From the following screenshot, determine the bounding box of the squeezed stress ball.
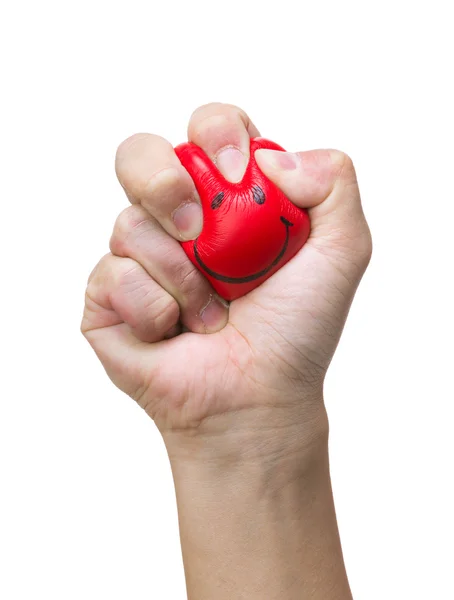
[175,138,311,301]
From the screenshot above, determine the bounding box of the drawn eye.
[252,185,265,205]
[211,192,225,209]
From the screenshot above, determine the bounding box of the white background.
[1,1,453,598]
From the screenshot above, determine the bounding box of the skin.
[81,102,372,599]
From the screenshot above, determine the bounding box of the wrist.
[164,402,351,600]
[163,399,329,486]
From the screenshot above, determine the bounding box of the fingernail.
[216,147,247,183]
[199,294,229,332]
[255,149,300,171]
[172,201,203,240]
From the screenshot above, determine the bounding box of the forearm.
[165,407,352,600]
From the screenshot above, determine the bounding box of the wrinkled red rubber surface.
[175,138,310,301]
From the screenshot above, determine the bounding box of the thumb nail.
[200,294,229,333]
[255,149,300,171]
[216,147,247,183]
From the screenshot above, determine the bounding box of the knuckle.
[190,102,224,119]
[115,133,151,165]
[110,206,149,255]
[153,295,180,331]
[223,103,251,126]
[115,134,172,197]
[191,112,231,138]
[190,103,245,133]
[117,259,142,289]
[191,102,246,123]
[330,150,371,267]
[175,262,206,300]
[339,150,354,169]
[142,166,195,217]
[332,150,358,186]
[189,104,252,153]
[83,254,116,334]
[109,231,125,257]
[145,166,183,199]
[112,207,134,241]
[102,255,128,292]
[88,253,113,284]
[115,263,179,331]
[138,289,179,332]
[86,260,101,285]
[137,166,189,210]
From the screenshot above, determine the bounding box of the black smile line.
[193,216,294,284]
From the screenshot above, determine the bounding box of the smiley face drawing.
[175,138,311,301]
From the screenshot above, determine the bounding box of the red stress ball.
[175,138,311,302]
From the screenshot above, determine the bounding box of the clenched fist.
[81,102,371,456]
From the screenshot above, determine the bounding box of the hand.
[82,102,371,451]
[81,103,371,599]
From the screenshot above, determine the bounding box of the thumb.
[254,148,372,270]
[238,148,372,375]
